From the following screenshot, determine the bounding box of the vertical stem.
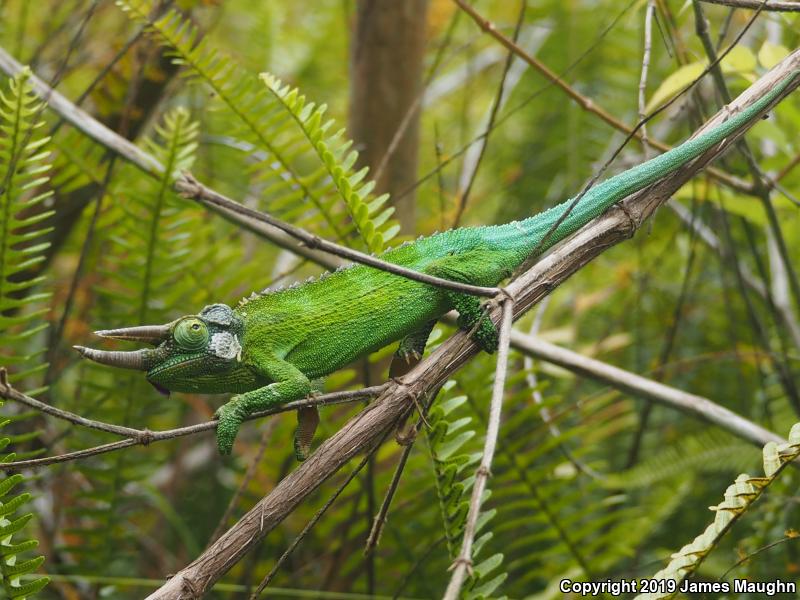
[442,297,514,600]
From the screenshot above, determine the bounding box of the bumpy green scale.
[75,71,799,456]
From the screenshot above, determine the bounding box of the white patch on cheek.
[209,332,242,360]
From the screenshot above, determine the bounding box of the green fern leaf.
[635,423,800,599]
[260,73,399,252]
[61,107,201,577]
[116,0,399,251]
[0,67,51,600]
[427,382,507,597]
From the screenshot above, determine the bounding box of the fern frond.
[260,73,399,253]
[427,382,507,599]
[60,107,201,577]
[116,0,399,252]
[0,442,48,598]
[453,358,655,591]
[634,423,800,599]
[0,69,52,598]
[0,68,53,381]
[603,430,757,489]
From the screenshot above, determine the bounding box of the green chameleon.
[76,71,798,457]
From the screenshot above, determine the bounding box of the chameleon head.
[74,304,246,395]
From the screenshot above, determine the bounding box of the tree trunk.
[349,0,429,233]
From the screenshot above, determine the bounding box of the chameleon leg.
[390,320,436,378]
[425,255,506,354]
[215,357,311,455]
[447,292,498,353]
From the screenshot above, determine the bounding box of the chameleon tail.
[486,69,799,263]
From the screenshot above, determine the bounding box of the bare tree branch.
[451,0,755,194]
[508,332,786,448]
[701,0,800,11]
[443,297,513,599]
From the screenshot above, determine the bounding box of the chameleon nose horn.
[73,346,151,371]
[93,324,171,345]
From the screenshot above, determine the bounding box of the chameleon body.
[76,71,799,456]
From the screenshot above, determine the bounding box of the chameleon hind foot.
[390,320,436,378]
[447,292,498,353]
[424,257,500,353]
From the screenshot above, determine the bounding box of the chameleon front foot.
[215,397,248,455]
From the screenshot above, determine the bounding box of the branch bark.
[507,331,785,447]
[700,0,800,11]
[144,55,800,598]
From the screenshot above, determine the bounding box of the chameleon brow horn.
[93,324,172,344]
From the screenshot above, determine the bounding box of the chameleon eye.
[174,318,209,351]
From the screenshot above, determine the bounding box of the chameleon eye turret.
[174,318,209,351]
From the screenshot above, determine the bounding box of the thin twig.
[701,0,800,10]
[522,300,602,479]
[638,0,657,160]
[452,0,526,226]
[450,0,754,194]
[668,200,800,348]
[363,439,415,555]
[0,375,143,438]
[442,296,513,600]
[364,401,434,555]
[175,173,500,298]
[627,186,702,467]
[45,156,115,382]
[0,383,387,470]
[208,420,278,546]
[395,0,643,205]
[249,446,379,599]
[718,535,800,580]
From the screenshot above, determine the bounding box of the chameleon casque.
[76,71,799,457]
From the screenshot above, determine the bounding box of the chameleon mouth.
[148,380,171,397]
